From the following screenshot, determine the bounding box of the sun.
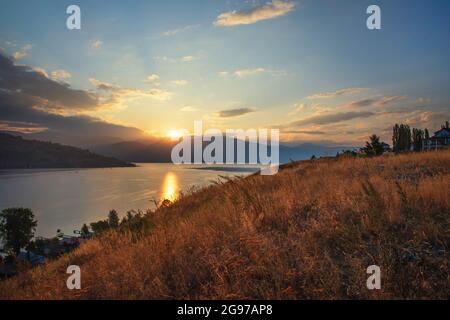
[166,129,183,141]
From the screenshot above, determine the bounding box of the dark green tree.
[108,210,120,228]
[80,223,90,237]
[364,134,384,156]
[402,124,411,152]
[392,124,400,152]
[412,128,424,152]
[393,123,411,152]
[90,220,110,234]
[0,208,37,255]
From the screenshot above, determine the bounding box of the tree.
[364,134,384,156]
[392,123,411,152]
[108,210,120,228]
[0,208,37,255]
[80,224,90,237]
[392,124,400,152]
[442,121,449,129]
[337,150,357,158]
[412,128,424,152]
[90,220,110,234]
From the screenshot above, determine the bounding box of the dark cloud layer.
[347,99,378,108]
[0,54,98,110]
[0,53,144,146]
[283,130,326,135]
[217,107,254,118]
[289,111,375,127]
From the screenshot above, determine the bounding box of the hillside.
[0,133,135,168]
[0,150,449,299]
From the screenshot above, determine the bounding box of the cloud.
[0,53,98,111]
[161,24,200,37]
[289,111,375,127]
[292,103,308,113]
[416,97,432,104]
[306,87,369,99]
[155,55,199,63]
[181,55,196,62]
[171,80,188,86]
[377,95,407,106]
[11,51,27,61]
[180,106,197,112]
[345,95,408,108]
[283,130,326,135]
[0,87,144,145]
[347,98,378,108]
[51,69,72,81]
[0,120,47,134]
[217,107,255,118]
[145,74,160,82]
[32,67,49,78]
[89,78,172,103]
[214,0,295,27]
[10,44,33,61]
[288,102,322,115]
[234,67,266,77]
[0,53,148,145]
[89,78,117,91]
[220,67,284,78]
[89,40,103,50]
[404,110,450,130]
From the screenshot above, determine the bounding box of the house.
[59,235,82,246]
[381,142,391,152]
[426,127,450,149]
[17,251,46,266]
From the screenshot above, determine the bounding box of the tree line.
[340,120,449,157]
[0,207,154,266]
[393,121,448,152]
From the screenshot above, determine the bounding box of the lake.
[0,164,260,237]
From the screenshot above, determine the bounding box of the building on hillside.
[381,143,391,153]
[426,128,450,150]
[17,251,46,266]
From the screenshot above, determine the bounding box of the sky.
[0,0,449,146]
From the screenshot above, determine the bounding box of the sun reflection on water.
[161,172,179,202]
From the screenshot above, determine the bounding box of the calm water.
[0,164,259,237]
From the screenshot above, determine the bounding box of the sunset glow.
[166,130,183,141]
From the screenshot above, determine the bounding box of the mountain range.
[1,131,355,167]
[0,133,134,169]
[91,138,354,164]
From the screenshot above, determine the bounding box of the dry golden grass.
[1,150,449,299]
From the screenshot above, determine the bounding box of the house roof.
[433,127,450,137]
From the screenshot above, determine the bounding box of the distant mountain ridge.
[0,133,134,169]
[91,138,355,164]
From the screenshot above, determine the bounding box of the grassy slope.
[0,150,449,299]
